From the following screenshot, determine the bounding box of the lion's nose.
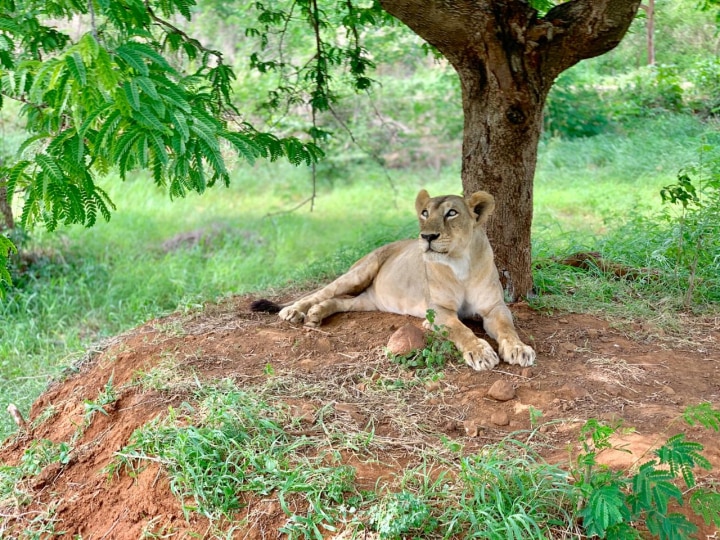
[421,233,439,243]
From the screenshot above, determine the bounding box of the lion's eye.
[446,209,458,218]
[421,209,428,219]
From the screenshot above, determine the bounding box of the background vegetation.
[1,0,719,441]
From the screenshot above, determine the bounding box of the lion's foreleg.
[429,307,500,371]
[481,304,535,367]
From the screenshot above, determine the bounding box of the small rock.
[291,403,317,425]
[463,420,479,437]
[587,328,600,340]
[558,318,569,324]
[559,342,577,355]
[490,411,510,426]
[487,379,516,401]
[561,382,589,399]
[425,380,441,392]
[315,337,333,353]
[386,324,425,356]
[662,385,676,395]
[520,367,534,379]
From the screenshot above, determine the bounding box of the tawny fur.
[251,189,535,371]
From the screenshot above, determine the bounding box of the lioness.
[251,189,535,371]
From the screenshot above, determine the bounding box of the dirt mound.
[1,297,719,538]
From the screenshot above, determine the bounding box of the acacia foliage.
[0,0,327,236]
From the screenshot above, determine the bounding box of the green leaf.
[116,43,149,76]
[0,234,17,298]
[689,489,720,526]
[646,511,697,540]
[96,47,120,90]
[65,52,87,85]
[123,80,141,110]
[683,403,720,432]
[579,483,630,537]
[35,154,64,183]
[655,433,710,489]
[135,76,160,100]
[219,130,261,165]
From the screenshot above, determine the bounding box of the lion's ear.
[415,189,430,215]
[467,191,495,225]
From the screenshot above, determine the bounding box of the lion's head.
[414,189,495,258]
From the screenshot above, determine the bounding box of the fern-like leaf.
[579,483,630,538]
[683,403,720,432]
[115,43,149,76]
[645,510,697,540]
[689,489,720,527]
[655,433,710,489]
[65,52,87,85]
[0,234,17,297]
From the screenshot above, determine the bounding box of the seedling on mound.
[388,309,462,377]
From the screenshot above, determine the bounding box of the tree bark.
[379,0,642,299]
[0,185,14,233]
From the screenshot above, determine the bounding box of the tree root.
[542,251,661,281]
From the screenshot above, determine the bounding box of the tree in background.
[0,0,644,300]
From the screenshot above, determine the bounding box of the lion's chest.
[426,256,502,316]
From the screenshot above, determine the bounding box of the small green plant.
[369,491,439,538]
[389,309,461,377]
[659,139,720,306]
[574,404,720,539]
[78,375,119,438]
[528,406,543,428]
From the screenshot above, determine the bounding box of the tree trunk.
[456,68,545,300]
[0,185,14,233]
[642,0,656,65]
[379,0,642,300]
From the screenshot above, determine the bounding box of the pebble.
[490,411,510,426]
[386,324,425,356]
[487,379,516,401]
[463,420,479,437]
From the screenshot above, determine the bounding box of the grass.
[0,112,718,441]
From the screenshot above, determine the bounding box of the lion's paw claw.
[463,342,500,371]
[279,306,305,324]
[499,341,536,367]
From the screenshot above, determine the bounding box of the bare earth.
[1,295,719,538]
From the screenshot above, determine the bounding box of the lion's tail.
[250,299,284,313]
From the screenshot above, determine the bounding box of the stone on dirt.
[490,411,510,426]
[386,323,425,356]
[487,379,515,401]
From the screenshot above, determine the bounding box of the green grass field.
[0,112,718,440]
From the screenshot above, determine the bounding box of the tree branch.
[143,0,223,61]
[540,0,642,76]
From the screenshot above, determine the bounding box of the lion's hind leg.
[305,293,378,327]
[279,252,381,326]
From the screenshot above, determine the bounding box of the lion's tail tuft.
[250,299,282,313]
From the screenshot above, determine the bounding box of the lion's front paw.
[463,340,500,371]
[499,340,536,367]
[305,305,325,327]
[279,305,305,324]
